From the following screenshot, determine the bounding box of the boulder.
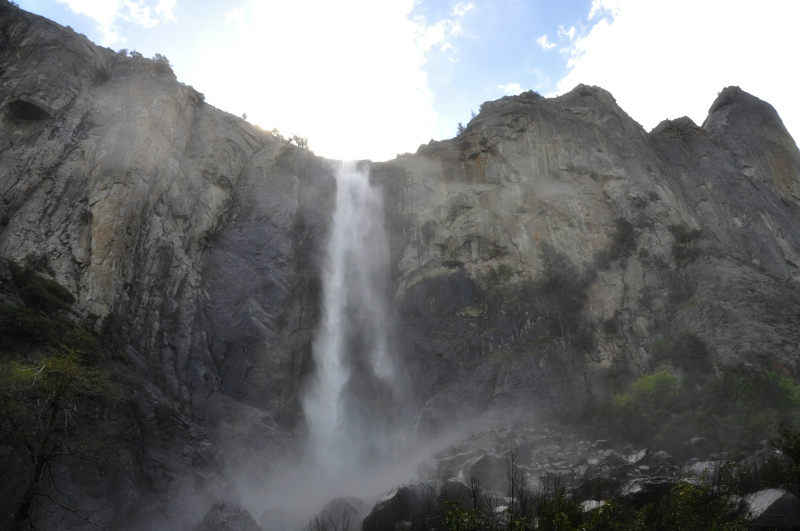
[620,477,674,508]
[362,483,438,531]
[192,502,262,531]
[463,453,508,493]
[745,489,800,531]
[315,498,371,530]
[683,460,718,480]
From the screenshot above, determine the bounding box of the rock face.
[1,2,800,528]
[744,489,800,531]
[374,84,800,434]
[192,502,263,531]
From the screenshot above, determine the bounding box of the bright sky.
[15,0,800,162]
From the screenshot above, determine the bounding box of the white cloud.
[551,0,800,143]
[415,18,463,51]
[203,0,439,161]
[536,34,556,50]
[55,0,176,45]
[588,0,620,20]
[558,25,576,40]
[453,2,475,17]
[498,83,523,95]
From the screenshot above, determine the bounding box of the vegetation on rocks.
[0,253,118,529]
[571,368,800,458]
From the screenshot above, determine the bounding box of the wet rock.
[581,500,606,513]
[362,484,437,531]
[683,460,718,479]
[192,502,262,531]
[620,477,674,508]
[463,453,508,493]
[315,498,371,530]
[745,489,800,531]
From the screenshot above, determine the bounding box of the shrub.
[531,243,592,337]
[649,191,660,201]
[62,326,101,357]
[8,255,74,313]
[669,224,703,266]
[609,218,636,260]
[0,302,66,345]
[638,481,747,531]
[653,332,713,375]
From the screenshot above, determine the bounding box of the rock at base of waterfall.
[744,489,800,531]
[315,498,371,530]
[192,502,262,531]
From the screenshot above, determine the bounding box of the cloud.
[498,83,523,95]
[453,2,475,17]
[415,18,463,51]
[550,0,800,143]
[558,25,576,40]
[588,0,620,20]
[54,0,176,45]
[536,34,556,50]
[206,0,439,161]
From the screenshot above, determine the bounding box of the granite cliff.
[0,2,799,529]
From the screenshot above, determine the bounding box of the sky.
[14,0,800,162]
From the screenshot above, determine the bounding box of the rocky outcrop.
[0,2,333,528]
[373,84,800,434]
[192,502,263,531]
[1,1,800,528]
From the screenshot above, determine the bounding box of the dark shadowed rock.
[192,502,262,531]
[362,483,441,531]
[745,489,800,531]
[620,477,674,508]
[316,498,371,530]
[463,453,507,493]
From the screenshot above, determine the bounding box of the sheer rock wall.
[1,3,799,528]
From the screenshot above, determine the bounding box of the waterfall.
[302,160,395,471]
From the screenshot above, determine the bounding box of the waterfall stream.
[302,160,396,471]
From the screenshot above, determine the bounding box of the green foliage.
[0,302,67,345]
[536,489,583,531]
[442,504,485,531]
[652,332,712,374]
[637,482,746,531]
[0,349,115,529]
[572,367,800,458]
[21,252,54,275]
[2,253,105,359]
[457,122,466,136]
[773,424,800,495]
[526,244,594,340]
[648,191,660,202]
[62,326,101,357]
[290,134,309,149]
[609,218,637,260]
[8,256,73,314]
[152,53,173,73]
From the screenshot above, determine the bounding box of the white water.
[302,160,395,472]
